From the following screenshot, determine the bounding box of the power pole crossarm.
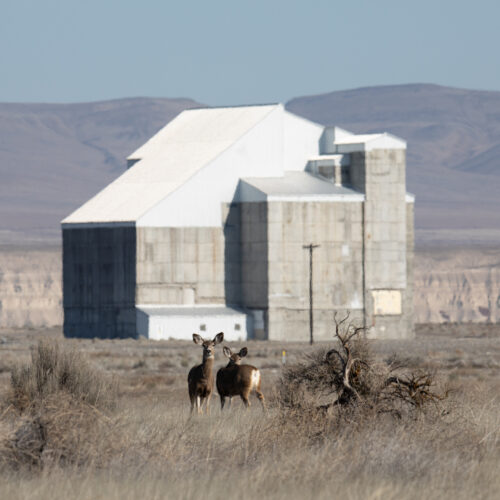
[303,244,320,345]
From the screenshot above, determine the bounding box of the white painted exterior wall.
[137,110,331,227]
[136,307,248,341]
[283,111,324,171]
[137,106,286,227]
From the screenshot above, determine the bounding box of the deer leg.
[255,380,266,411]
[189,394,196,415]
[256,390,266,411]
[205,394,211,416]
[220,395,226,411]
[196,396,202,415]
[240,392,250,408]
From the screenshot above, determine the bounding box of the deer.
[187,332,224,415]
[216,346,266,411]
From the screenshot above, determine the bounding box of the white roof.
[136,305,247,317]
[334,132,406,152]
[239,171,365,202]
[63,104,278,224]
[307,154,350,165]
[335,133,383,144]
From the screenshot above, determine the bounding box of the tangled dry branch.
[279,313,449,421]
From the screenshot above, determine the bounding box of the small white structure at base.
[136,306,248,341]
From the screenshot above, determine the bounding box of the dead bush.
[278,314,449,430]
[1,341,118,470]
[9,340,117,412]
[2,393,116,470]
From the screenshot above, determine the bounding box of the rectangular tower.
[350,146,414,338]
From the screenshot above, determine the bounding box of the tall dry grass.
[1,341,117,469]
[9,340,117,411]
[1,390,499,499]
[0,338,499,499]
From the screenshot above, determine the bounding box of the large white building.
[62,104,414,341]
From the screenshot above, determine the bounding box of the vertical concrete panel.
[241,202,268,312]
[63,226,137,338]
[136,223,234,307]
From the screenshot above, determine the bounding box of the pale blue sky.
[1,0,499,105]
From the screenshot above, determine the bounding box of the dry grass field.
[0,324,499,499]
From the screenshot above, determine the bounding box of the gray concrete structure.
[62,105,414,340]
[63,226,136,338]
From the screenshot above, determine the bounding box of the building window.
[234,323,241,331]
[200,324,206,331]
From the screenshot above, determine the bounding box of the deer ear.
[213,332,224,345]
[223,346,232,358]
[193,334,203,345]
[239,347,248,358]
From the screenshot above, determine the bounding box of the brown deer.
[216,346,265,411]
[187,332,224,415]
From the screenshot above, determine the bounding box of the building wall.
[136,203,242,307]
[283,111,324,171]
[240,202,269,325]
[136,107,325,229]
[62,226,136,338]
[239,200,365,341]
[351,149,413,338]
[136,107,285,228]
[405,201,415,336]
[136,227,225,306]
[136,309,248,341]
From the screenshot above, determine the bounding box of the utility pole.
[303,243,320,345]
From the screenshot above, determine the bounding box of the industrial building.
[62,104,414,341]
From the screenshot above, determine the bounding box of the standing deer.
[188,332,224,415]
[216,346,266,411]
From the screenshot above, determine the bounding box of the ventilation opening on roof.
[306,155,350,186]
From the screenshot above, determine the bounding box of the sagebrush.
[278,314,449,430]
[1,341,117,469]
[10,340,117,411]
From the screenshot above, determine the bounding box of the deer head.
[223,346,248,365]
[193,332,224,361]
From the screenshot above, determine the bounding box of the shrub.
[10,340,117,412]
[278,314,449,431]
[1,340,118,469]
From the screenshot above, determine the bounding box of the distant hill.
[287,84,500,237]
[2,84,500,244]
[0,97,202,242]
